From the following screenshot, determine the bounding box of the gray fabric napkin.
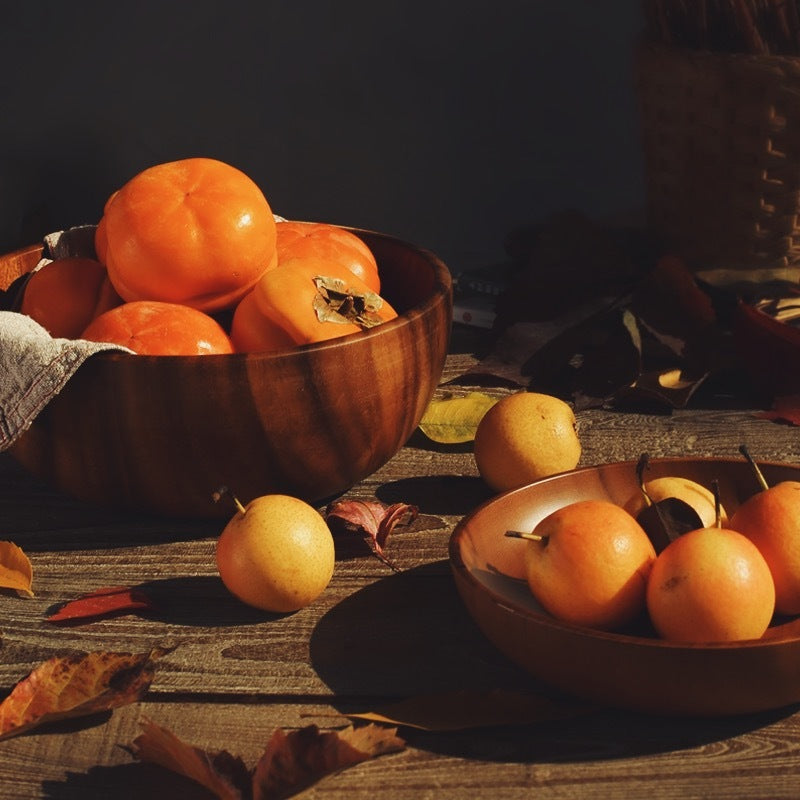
[0,311,129,450]
[0,226,130,451]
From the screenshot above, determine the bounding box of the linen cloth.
[0,227,130,450]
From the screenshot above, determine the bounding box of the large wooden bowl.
[1,229,452,518]
[450,458,800,717]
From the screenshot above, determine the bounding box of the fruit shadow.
[309,560,799,764]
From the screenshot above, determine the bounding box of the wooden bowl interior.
[450,458,800,716]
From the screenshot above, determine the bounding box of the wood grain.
[2,328,800,798]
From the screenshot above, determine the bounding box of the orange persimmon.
[252,257,397,346]
[276,220,380,293]
[101,158,277,312]
[81,300,234,355]
[20,257,122,339]
[230,290,296,353]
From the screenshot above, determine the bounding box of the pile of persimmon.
[512,452,800,645]
[19,157,396,356]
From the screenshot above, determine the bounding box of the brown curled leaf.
[0,541,33,597]
[0,647,169,741]
[252,724,405,800]
[47,585,157,624]
[324,499,418,569]
[129,718,250,800]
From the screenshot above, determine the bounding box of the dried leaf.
[346,689,593,731]
[252,724,405,800]
[522,305,642,409]
[0,541,33,597]
[130,718,250,800]
[756,394,800,426]
[325,499,418,569]
[418,392,497,443]
[636,498,704,554]
[47,585,157,623]
[0,648,168,741]
[130,721,404,800]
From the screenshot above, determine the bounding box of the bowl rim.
[3,226,453,365]
[449,455,800,653]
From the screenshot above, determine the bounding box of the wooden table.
[2,324,800,799]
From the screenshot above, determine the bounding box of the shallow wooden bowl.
[2,229,452,518]
[450,457,800,717]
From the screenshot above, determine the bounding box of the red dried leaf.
[756,394,800,426]
[324,499,418,568]
[130,718,250,800]
[47,585,156,623]
[0,541,33,597]
[0,647,168,741]
[252,724,405,800]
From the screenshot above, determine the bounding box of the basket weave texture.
[636,42,800,271]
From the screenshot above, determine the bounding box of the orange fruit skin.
[524,499,656,631]
[20,257,122,339]
[81,300,234,355]
[730,482,800,615]
[216,494,335,613]
[230,290,296,353]
[276,220,380,293]
[102,158,277,312]
[252,256,397,346]
[646,526,776,643]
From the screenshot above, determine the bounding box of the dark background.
[0,1,645,277]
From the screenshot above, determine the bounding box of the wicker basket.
[636,42,800,273]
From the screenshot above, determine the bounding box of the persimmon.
[81,300,234,355]
[102,157,277,312]
[252,256,397,346]
[20,257,122,339]
[646,525,775,643]
[94,215,109,264]
[276,220,380,293]
[230,290,296,353]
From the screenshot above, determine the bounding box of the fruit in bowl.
[1,159,452,517]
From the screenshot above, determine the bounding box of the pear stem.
[739,444,770,492]
[711,479,723,528]
[212,485,247,515]
[505,530,545,542]
[636,452,654,507]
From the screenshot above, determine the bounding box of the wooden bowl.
[2,229,452,518]
[449,457,800,717]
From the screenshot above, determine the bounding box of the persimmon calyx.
[312,275,385,329]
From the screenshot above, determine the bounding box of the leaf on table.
[521,306,642,409]
[325,499,418,569]
[129,718,250,800]
[346,688,594,731]
[755,394,800,426]
[0,647,169,741]
[46,584,157,623]
[624,367,709,409]
[0,541,33,597]
[129,721,404,800]
[253,723,405,799]
[418,392,497,443]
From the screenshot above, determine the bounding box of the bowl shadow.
[309,560,799,763]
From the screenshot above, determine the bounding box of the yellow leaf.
[418,392,498,443]
[0,541,33,597]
